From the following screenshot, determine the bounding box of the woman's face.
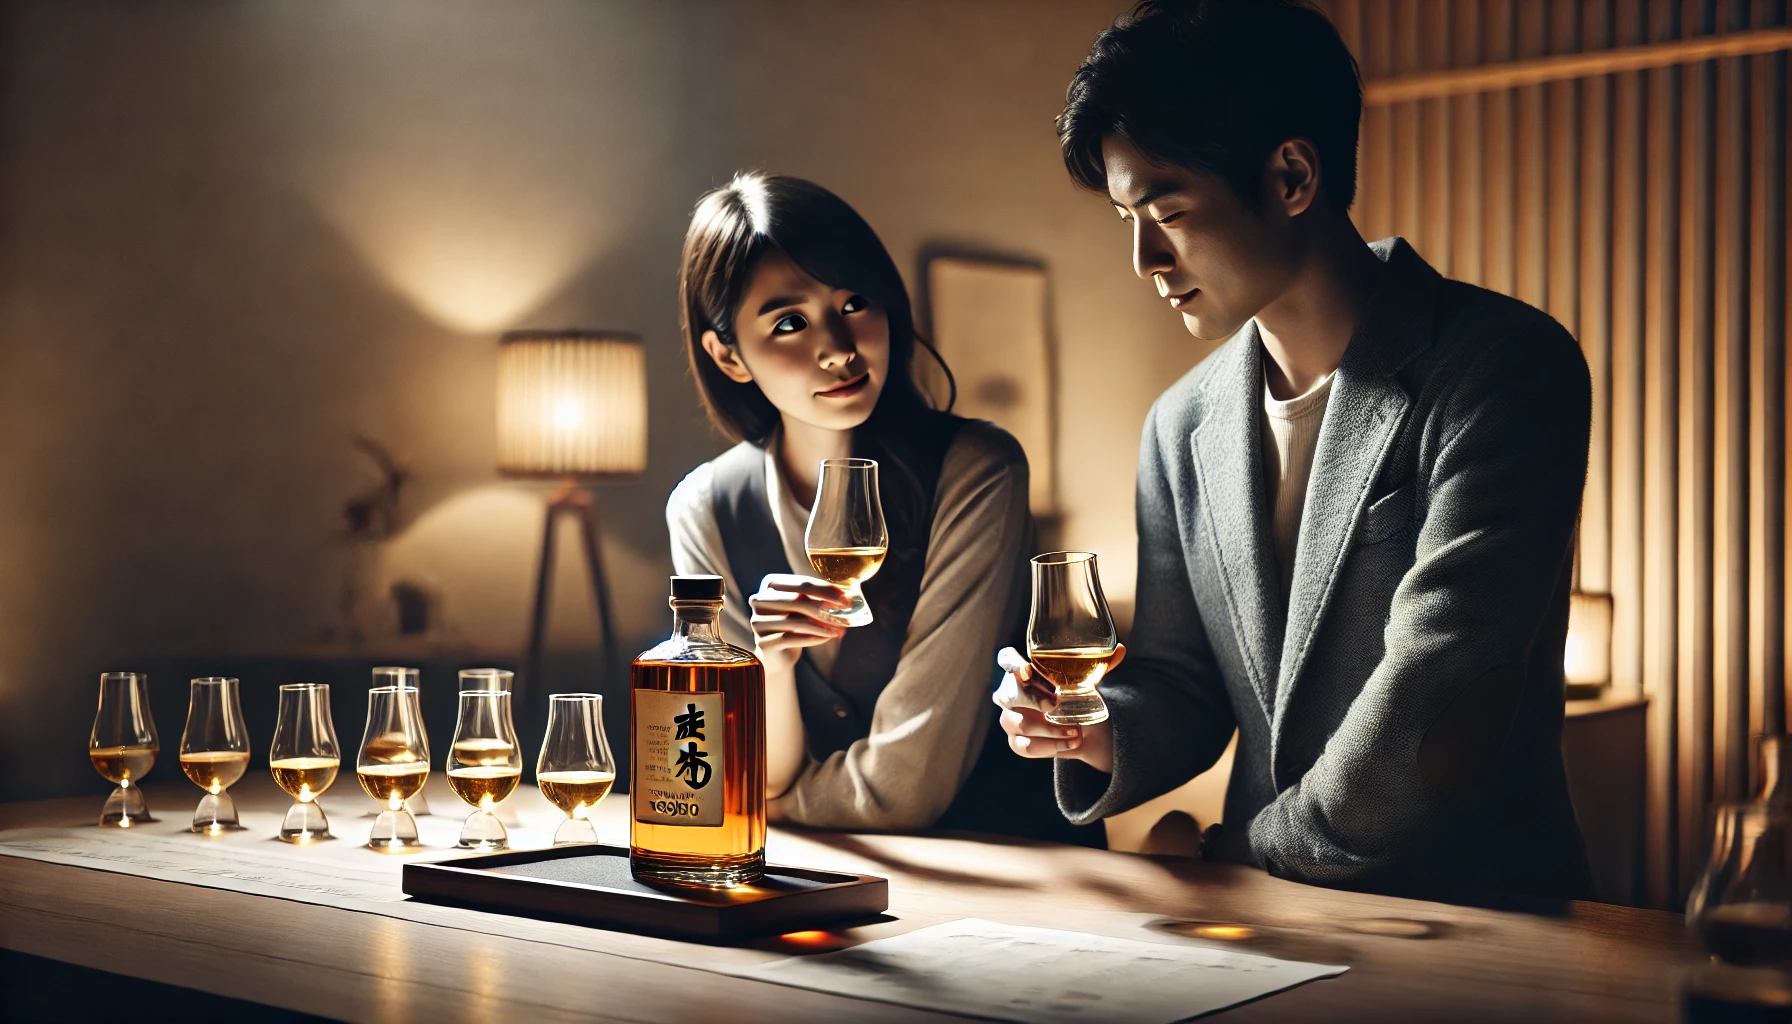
[702,248,890,434]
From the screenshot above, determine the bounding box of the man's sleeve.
[1238,331,1590,885]
[1055,399,1238,823]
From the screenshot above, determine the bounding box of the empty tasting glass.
[460,668,513,692]
[448,688,522,850]
[804,458,888,627]
[179,677,251,834]
[357,684,431,852]
[1028,552,1120,726]
[371,667,430,816]
[536,693,616,845]
[89,672,159,827]
[269,683,340,843]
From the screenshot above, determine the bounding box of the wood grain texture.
[0,782,1690,1023]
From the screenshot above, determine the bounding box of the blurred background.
[1,0,1787,911]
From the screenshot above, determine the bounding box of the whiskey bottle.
[630,575,766,887]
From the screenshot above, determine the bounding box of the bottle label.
[633,690,725,827]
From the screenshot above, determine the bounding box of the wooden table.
[0,777,1689,1023]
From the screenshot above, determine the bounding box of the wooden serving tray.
[401,844,888,942]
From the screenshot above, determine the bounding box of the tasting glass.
[1684,803,1792,1019]
[536,693,616,845]
[460,668,513,692]
[269,683,340,843]
[1027,552,1119,726]
[370,667,429,816]
[448,688,523,850]
[179,677,251,834]
[89,672,159,827]
[804,458,888,627]
[357,685,431,851]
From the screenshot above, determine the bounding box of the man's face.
[1101,135,1297,343]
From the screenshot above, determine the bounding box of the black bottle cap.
[670,575,725,601]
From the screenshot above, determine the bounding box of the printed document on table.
[743,917,1347,1023]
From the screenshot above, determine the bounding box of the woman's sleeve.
[769,422,1030,830]
[665,463,754,650]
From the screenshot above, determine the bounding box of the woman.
[666,171,1098,845]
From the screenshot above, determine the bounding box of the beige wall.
[0,0,1207,800]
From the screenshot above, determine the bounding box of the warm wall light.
[497,330,647,708]
[496,330,647,476]
[1564,592,1614,700]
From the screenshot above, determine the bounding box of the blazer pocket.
[1361,481,1415,545]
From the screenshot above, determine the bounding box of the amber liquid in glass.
[447,766,521,807]
[630,596,766,888]
[806,546,887,587]
[91,745,158,783]
[270,757,339,798]
[181,750,250,792]
[538,771,616,815]
[357,763,430,803]
[1028,646,1117,699]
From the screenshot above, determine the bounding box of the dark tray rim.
[400,843,890,941]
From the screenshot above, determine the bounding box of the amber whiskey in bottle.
[630,575,766,887]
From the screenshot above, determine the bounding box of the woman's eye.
[773,313,808,334]
[841,295,869,315]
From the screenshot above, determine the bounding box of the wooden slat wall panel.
[1582,0,1615,600]
[1714,0,1750,805]
[1676,0,1717,889]
[1344,0,1791,908]
[1613,1,1649,716]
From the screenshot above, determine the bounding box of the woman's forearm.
[762,650,808,798]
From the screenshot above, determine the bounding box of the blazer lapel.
[1189,324,1283,724]
[1272,239,1438,739]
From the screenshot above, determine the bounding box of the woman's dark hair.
[679,171,950,445]
[1058,0,1363,213]
[677,172,958,559]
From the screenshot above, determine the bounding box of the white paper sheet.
[743,918,1347,1024]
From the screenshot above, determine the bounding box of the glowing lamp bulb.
[553,398,583,431]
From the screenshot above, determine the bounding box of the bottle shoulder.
[634,634,760,667]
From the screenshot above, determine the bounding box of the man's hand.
[748,574,851,669]
[993,646,1120,773]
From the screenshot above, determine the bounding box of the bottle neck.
[670,601,724,643]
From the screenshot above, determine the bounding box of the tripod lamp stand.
[495,329,647,702]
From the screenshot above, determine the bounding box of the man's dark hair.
[1059,0,1363,212]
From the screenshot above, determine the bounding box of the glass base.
[404,791,432,816]
[190,790,247,835]
[278,799,334,843]
[368,808,424,852]
[821,588,874,628]
[630,847,765,889]
[457,808,509,851]
[1045,691,1110,726]
[99,784,156,827]
[553,818,599,846]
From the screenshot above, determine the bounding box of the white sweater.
[1260,369,1335,604]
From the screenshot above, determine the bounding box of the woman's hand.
[993,645,1122,773]
[748,574,852,667]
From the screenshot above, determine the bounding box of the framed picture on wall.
[923,256,1056,516]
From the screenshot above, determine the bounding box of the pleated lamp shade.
[1563,591,1613,690]
[496,330,647,477]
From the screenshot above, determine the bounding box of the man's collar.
[1345,237,1442,381]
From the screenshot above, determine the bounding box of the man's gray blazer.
[1059,238,1596,904]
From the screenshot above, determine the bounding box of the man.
[998,0,1594,903]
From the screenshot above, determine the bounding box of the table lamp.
[496,329,647,701]
[1563,591,1613,701]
